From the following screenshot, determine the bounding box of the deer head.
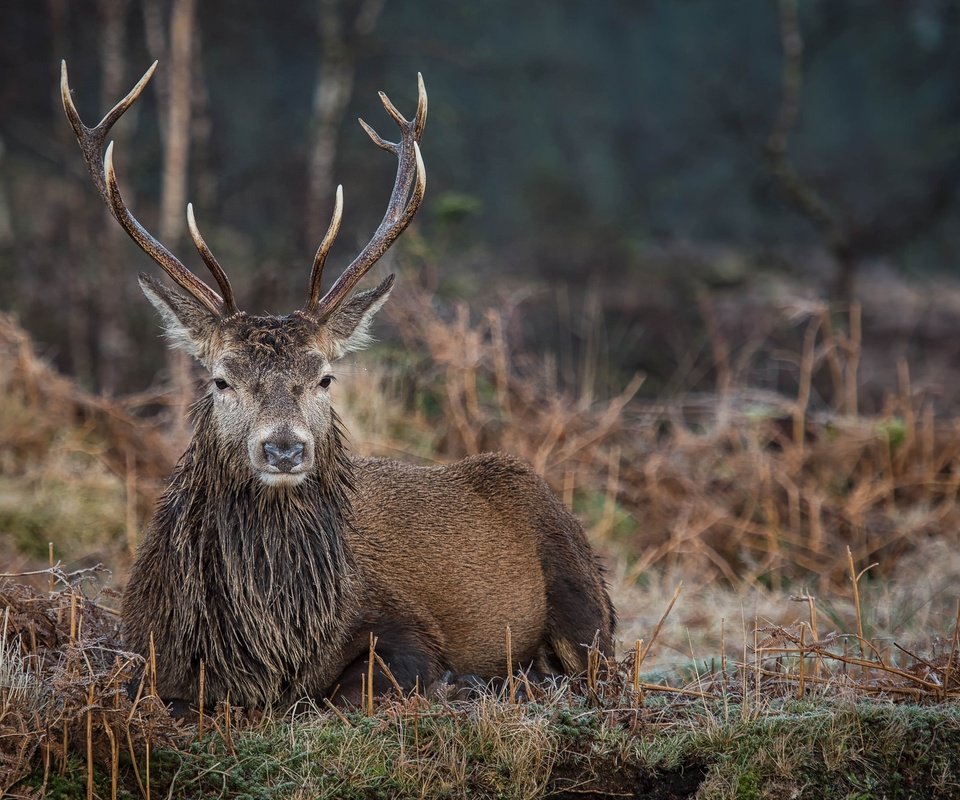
[61,61,426,486]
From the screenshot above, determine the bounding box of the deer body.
[63,63,614,709]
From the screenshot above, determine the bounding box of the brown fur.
[63,63,614,708]
[121,294,615,708]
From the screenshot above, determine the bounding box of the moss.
[16,700,960,799]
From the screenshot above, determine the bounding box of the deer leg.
[327,626,442,707]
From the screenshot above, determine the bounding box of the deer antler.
[61,60,238,317]
[304,74,427,321]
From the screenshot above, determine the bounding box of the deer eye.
[214,378,231,391]
[318,375,334,390]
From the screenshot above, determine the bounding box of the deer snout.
[263,439,306,471]
[250,425,314,485]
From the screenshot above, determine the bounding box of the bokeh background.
[3,0,960,657]
[4,1,960,396]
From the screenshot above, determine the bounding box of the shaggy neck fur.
[131,395,358,707]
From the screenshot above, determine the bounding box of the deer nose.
[262,440,306,471]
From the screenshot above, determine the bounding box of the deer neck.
[159,397,358,624]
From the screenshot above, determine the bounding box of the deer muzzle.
[251,426,313,485]
[263,440,305,471]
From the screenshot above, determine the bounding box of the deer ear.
[323,274,394,360]
[139,273,219,362]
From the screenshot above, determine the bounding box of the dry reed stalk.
[847,547,866,659]
[145,735,151,800]
[367,633,377,716]
[505,625,515,703]
[720,619,726,675]
[69,593,77,644]
[148,631,157,699]
[519,669,535,703]
[125,663,147,799]
[632,639,642,696]
[323,697,352,727]
[637,583,682,671]
[48,543,54,595]
[753,618,760,708]
[745,665,929,699]
[61,591,79,776]
[223,691,235,754]
[86,682,94,800]
[586,638,600,705]
[943,601,960,701]
[103,718,118,800]
[372,651,404,697]
[28,623,38,672]
[758,645,943,691]
[806,595,821,677]
[125,725,146,800]
[797,624,805,699]
[637,681,712,700]
[197,659,205,739]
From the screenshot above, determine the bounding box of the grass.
[11,675,960,798]
[3,562,960,798]
[4,281,960,797]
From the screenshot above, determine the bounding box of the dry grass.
[1,562,959,798]
[4,285,960,795]
[0,572,178,796]
[0,313,174,577]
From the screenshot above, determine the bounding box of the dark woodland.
[2,0,959,403]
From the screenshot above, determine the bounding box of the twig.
[86,683,95,800]
[367,633,377,716]
[197,659,205,740]
[506,625,515,703]
[323,697,352,727]
[637,583,682,668]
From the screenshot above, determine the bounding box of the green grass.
[17,696,960,799]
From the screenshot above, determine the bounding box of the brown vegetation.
[384,285,960,592]
[3,284,960,795]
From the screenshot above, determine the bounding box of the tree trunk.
[304,0,385,255]
[49,0,93,385]
[157,0,197,445]
[96,0,131,394]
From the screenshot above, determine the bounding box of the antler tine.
[187,204,239,315]
[102,144,224,315]
[414,73,428,141]
[62,60,228,318]
[61,60,157,197]
[378,91,408,129]
[358,118,395,153]
[305,77,428,320]
[305,185,344,313]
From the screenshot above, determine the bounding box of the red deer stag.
[61,61,614,708]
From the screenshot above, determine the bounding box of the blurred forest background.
[1,0,958,402]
